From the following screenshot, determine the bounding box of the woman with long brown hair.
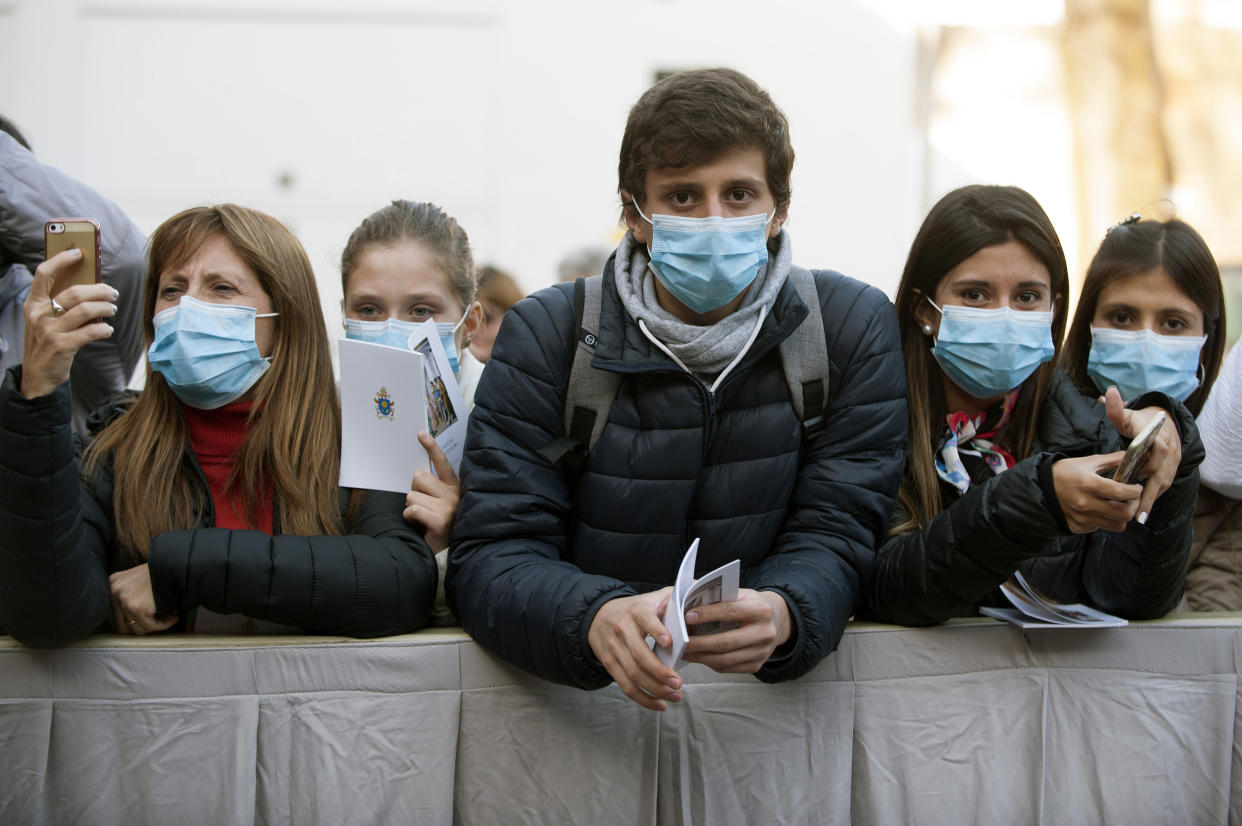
[0,204,436,643]
[862,185,1202,625]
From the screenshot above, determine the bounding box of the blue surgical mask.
[633,201,774,314]
[929,299,1056,399]
[436,308,471,377]
[148,295,278,409]
[344,317,422,350]
[344,308,470,376]
[1087,326,1205,402]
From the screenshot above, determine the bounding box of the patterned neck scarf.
[935,389,1020,493]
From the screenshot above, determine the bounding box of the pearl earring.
[922,324,933,335]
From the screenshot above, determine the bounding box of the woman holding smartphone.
[861,185,1203,626]
[1060,216,1239,610]
[0,204,436,643]
[338,200,483,623]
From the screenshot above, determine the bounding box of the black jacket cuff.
[1036,452,1071,533]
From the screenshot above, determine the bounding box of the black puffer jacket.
[862,370,1203,625]
[446,260,907,689]
[0,368,437,645]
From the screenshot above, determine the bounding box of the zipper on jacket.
[700,382,719,465]
[681,378,718,554]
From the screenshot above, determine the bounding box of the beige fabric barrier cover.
[1,616,1239,825]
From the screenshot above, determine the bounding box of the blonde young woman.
[0,204,436,643]
[338,200,483,623]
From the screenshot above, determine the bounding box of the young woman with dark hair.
[0,204,437,643]
[862,185,1203,626]
[1061,216,1238,610]
[1061,217,1225,416]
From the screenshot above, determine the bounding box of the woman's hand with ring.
[109,564,179,636]
[20,248,119,399]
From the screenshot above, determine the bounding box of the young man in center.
[447,68,907,710]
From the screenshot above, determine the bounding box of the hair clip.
[1105,212,1141,235]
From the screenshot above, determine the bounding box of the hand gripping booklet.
[980,571,1128,629]
[655,538,741,668]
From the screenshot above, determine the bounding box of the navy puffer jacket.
[0,368,437,645]
[863,370,1203,625]
[447,259,907,689]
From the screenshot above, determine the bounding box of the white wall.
[0,0,924,324]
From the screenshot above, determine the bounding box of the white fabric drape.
[2,620,1240,825]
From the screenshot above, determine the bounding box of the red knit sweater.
[183,402,274,534]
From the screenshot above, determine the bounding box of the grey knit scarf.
[612,229,792,376]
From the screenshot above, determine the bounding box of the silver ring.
[50,297,67,317]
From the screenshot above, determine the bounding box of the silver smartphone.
[1113,410,1166,484]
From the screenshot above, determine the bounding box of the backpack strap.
[537,276,622,469]
[779,266,829,440]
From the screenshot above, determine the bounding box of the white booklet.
[655,538,741,668]
[404,319,468,474]
[338,338,429,493]
[980,571,1128,628]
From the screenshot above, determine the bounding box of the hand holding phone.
[20,220,114,400]
[44,218,101,297]
[1113,409,1167,485]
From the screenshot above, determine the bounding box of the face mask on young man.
[632,201,775,314]
[147,295,279,409]
[927,298,1057,400]
[343,308,469,375]
[1087,326,1206,402]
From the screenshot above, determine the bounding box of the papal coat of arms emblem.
[374,386,396,420]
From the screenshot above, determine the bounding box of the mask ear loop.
[247,310,280,363]
[628,199,657,259]
[631,199,652,226]
[922,295,943,344]
[450,304,470,332]
[453,301,479,348]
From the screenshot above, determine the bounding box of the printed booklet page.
[338,337,430,493]
[656,538,741,668]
